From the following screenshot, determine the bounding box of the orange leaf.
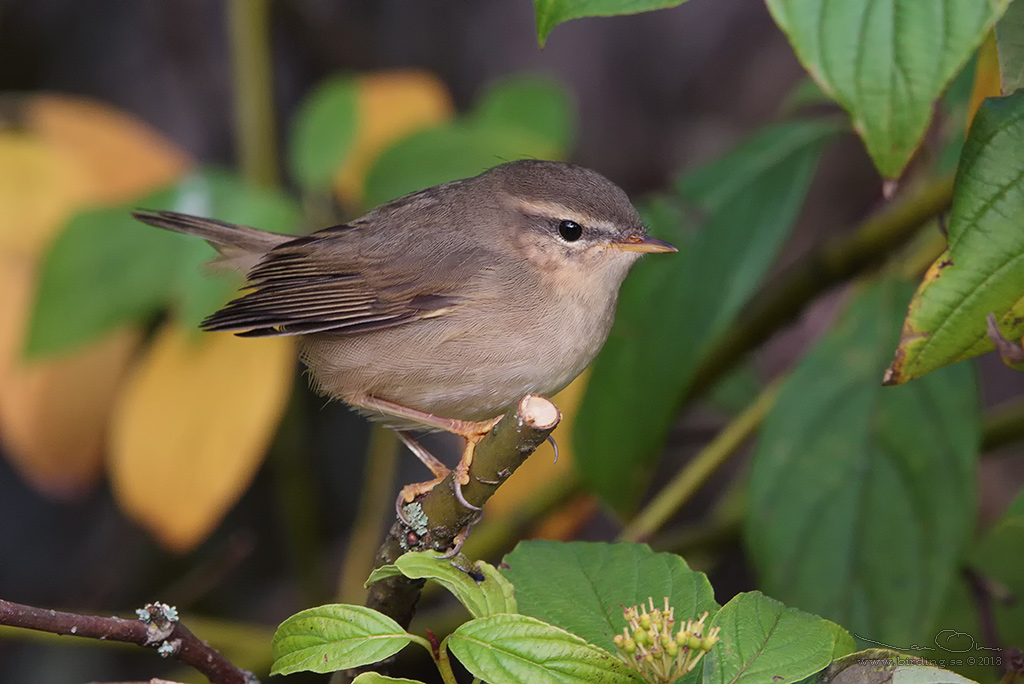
[334,69,453,206]
[27,94,191,203]
[109,326,294,552]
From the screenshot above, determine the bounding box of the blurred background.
[1,1,1021,683]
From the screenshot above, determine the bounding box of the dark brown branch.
[963,568,1021,677]
[0,600,257,684]
[366,395,561,628]
[983,397,1024,453]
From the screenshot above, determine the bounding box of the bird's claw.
[546,434,559,463]
[437,509,483,559]
[454,476,482,512]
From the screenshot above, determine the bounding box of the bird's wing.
[201,225,475,337]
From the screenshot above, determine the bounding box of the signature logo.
[855,630,1001,654]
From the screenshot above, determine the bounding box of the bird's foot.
[451,415,503,486]
[437,509,484,560]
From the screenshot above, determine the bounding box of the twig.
[0,600,256,684]
[227,0,279,187]
[686,174,954,402]
[983,397,1024,453]
[269,392,329,606]
[338,425,401,603]
[963,568,1019,677]
[619,378,782,542]
[366,395,560,628]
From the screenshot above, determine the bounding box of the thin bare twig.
[0,600,256,684]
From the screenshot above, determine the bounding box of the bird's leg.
[450,415,503,487]
[351,394,504,491]
[394,431,449,518]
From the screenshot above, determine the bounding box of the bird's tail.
[132,210,290,273]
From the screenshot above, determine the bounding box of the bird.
[133,159,676,514]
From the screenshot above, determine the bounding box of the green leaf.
[25,203,193,357]
[828,621,857,661]
[363,122,561,208]
[780,78,835,115]
[363,76,574,207]
[968,489,1024,671]
[928,488,1024,683]
[533,0,691,47]
[168,169,302,329]
[996,0,1024,94]
[973,488,1024,586]
[747,278,980,646]
[705,364,764,415]
[448,614,639,684]
[365,550,516,618]
[885,92,1024,383]
[25,169,301,356]
[501,540,717,650]
[288,75,359,193]
[703,592,841,684]
[766,0,1011,178]
[815,650,980,684]
[270,604,417,675]
[576,119,842,511]
[351,674,423,684]
[474,75,575,151]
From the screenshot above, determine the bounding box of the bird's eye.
[558,219,583,242]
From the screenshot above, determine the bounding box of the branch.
[620,377,782,542]
[686,174,954,402]
[366,395,560,627]
[339,425,401,603]
[227,0,279,187]
[983,397,1024,453]
[0,600,256,684]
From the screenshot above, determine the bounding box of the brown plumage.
[134,159,675,503]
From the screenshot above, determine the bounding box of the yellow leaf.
[334,69,453,206]
[0,258,141,498]
[0,258,27,386]
[0,95,191,499]
[28,94,191,203]
[485,372,586,515]
[967,31,1001,130]
[109,326,294,551]
[0,133,93,257]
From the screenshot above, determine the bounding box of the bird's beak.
[607,233,678,253]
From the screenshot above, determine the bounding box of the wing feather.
[201,227,467,337]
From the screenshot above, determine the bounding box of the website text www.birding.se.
[853,629,1008,669]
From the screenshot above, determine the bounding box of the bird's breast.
[298,261,621,423]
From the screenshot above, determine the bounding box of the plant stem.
[686,175,954,402]
[366,396,560,628]
[338,425,400,603]
[983,397,1024,453]
[0,600,256,684]
[227,0,279,187]
[620,377,783,543]
[436,637,459,684]
[270,389,328,605]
